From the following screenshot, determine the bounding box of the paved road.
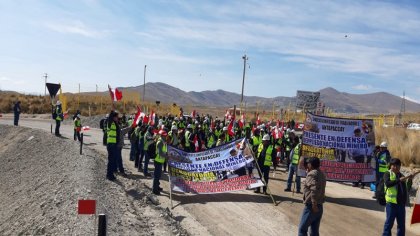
[2,117,420,236]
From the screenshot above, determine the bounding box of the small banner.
[411,186,420,225]
[168,138,264,194]
[298,113,376,183]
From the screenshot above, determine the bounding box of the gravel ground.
[0,125,187,236]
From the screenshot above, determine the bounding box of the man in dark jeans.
[299,157,326,236]
[13,101,21,126]
[382,158,418,236]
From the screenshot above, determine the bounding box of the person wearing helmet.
[143,126,155,177]
[184,124,193,152]
[54,100,64,136]
[153,129,169,195]
[106,110,120,181]
[73,113,82,142]
[254,134,277,195]
[374,141,392,196]
[284,136,302,193]
[206,127,217,149]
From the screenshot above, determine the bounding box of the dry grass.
[375,127,420,165]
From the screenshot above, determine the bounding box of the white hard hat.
[76,114,80,118]
[187,124,192,129]
[171,125,178,130]
[56,100,61,105]
[380,141,388,148]
[223,127,228,131]
[286,128,291,133]
[262,134,270,141]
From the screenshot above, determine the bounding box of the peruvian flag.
[238,114,245,128]
[225,110,231,120]
[191,110,196,118]
[412,184,420,224]
[149,111,156,126]
[256,114,261,125]
[142,114,149,124]
[108,85,122,102]
[132,106,144,128]
[193,135,200,152]
[227,120,235,137]
[272,126,280,139]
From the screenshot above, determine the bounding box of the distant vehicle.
[407,123,420,131]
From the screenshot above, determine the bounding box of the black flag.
[46,83,61,98]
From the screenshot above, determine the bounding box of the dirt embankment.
[0,125,187,235]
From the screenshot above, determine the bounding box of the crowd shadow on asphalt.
[325,196,384,212]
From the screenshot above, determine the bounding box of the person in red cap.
[153,129,169,195]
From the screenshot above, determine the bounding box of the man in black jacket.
[382,158,418,236]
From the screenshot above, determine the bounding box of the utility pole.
[240,54,248,106]
[398,91,406,125]
[143,65,147,104]
[44,73,48,96]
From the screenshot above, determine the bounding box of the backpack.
[376,177,387,206]
[147,141,157,159]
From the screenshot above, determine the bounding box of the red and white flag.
[193,135,200,152]
[238,113,245,128]
[132,106,144,128]
[412,185,420,225]
[225,110,231,120]
[149,110,156,126]
[108,85,122,101]
[227,120,235,137]
[191,110,196,118]
[142,114,149,124]
[256,114,261,125]
[82,126,90,131]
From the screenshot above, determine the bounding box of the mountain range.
[118,82,420,114]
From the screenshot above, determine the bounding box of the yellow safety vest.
[258,144,274,166]
[292,143,301,164]
[385,170,397,204]
[55,107,63,121]
[378,153,388,173]
[185,130,191,147]
[74,119,81,128]
[107,123,117,144]
[252,135,262,148]
[155,138,167,164]
[207,134,215,148]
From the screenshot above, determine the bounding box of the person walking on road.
[153,129,169,195]
[73,114,82,142]
[54,100,64,136]
[13,101,21,126]
[382,158,417,236]
[106,111,120,181]
[254,134,277,195]
[285,136,302,193]
[143,126,155,177]
[298,157,326,236]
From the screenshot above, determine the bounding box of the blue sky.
[1,0,420,103]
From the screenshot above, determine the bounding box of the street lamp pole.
[240,54,248,105]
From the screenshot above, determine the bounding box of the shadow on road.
[326,196,385,212]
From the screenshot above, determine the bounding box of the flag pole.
[246,140,277,206]
[169,173,174,209]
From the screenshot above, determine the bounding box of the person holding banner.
[254,134,277,195]
[153,129,169,195]
[285,136,302,193]
[382,158,417,236]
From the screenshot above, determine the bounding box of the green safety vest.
[258,143,274,166]
[55,107,63,121]
[107,123,117,144]
[74,119,81,128]
[144,133,153,151]
[225,134,231,143]
[155,138,167,164]
[379,153,388,173]
[292,143,301,164]
[385,170,398,204]
[252,135,262,147]
[185,130,191,147]
[207,134,215,148]
[215,129,221,138]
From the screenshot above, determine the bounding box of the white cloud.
[403,96,420,104]
[352,84,373,91]
[45,20,108,38]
